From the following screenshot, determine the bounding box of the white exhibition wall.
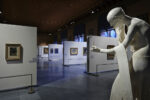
[38,46,48,58]
[48,44,63,61]
[63,41,87,65]
[88,36,118,73]
[0,23,37,91]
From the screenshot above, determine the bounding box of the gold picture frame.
[44,47,49,54]
[70,48,78,55]
[107,45,115,60]
[5,44,22,61]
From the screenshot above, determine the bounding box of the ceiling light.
[0,11,2,14]
[70,21,75,24]
[96,8,99,12]
[91,10,95,14]
[57,28,62,31]
[3,20,7,23]
[48,33,52,35]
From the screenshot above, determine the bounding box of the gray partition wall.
[87,36,118,73]
[0,24,37,91]
[48,44,63,61]
[63,41,87,65]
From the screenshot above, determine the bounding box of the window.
[74,35,84,42]
[74,24,85,42]
[100,29,116,38]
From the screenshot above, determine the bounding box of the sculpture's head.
[107,7,125,27]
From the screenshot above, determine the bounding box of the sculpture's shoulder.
[132,18,150,27]
[126,18,139,32]
[131,18,142,26]
[130,18,150,33]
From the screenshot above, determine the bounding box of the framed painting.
[50,48,53,54]
[5,44,22,61]
[83,47,87,56]
[107,45,115,60]
[70,48,78,55]
[55,48,59,54]
[44,47,49,54]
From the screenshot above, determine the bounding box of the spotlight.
[3,20,7,23]
[91,10,95,14]
[70,21,75,24]
[57,28,62,31]
[48,33,52,35]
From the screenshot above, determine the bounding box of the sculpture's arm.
[122,23,137,48]
[100,48,115,53]
[91,46,115,54]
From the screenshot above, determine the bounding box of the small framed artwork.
[70,48,78,55]
[5,44,22,61]
[107,45,115,60]
[50,48,53,54]
[44,48,49,54]
[83,47,87,56]
[55,48,59,54]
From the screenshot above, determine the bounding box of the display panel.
[70,48,78,55]
[5,44,22,61]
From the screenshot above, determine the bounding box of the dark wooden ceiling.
[0,0,108,33]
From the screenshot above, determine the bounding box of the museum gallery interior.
[0,0,150,100]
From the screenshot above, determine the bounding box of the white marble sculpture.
[91,7,150,100]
